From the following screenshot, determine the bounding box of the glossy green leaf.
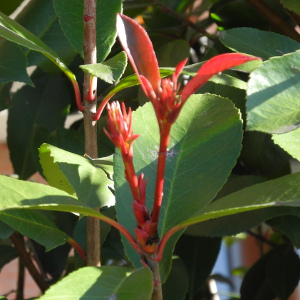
[0,210,70,251]
[272,127,300,160]
[13,0,57,50]
[114,94,243,271]
[156,39,190,68]
[266,247,300,300]
[7,72,71,179]
[186,207,298,238]
[0,10,76,82]
[90,155,114,181]
[39,144,115,209]
[0,221,13,239]
[247,49,300,133]
[184,176,297,238]
[38,266,153,300]
[0,40,32,85]
[8,0,77,74]
[38,144,75,196]
[0,175,110,220]
[80,51,127,84]
[220,28,300,60]
[178,172,300,228]
[27,19,77,74]
[240,131,290,176]
[280,0,300,14]
[0,245,18,271]
[175,236,221,298]
[53,0,122,63]
[197,81,247,124]
[162,257,189,300]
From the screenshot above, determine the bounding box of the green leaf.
[220,28,300,60]
[38,266,153,300]
[174,236,221,298]
[80,51,128,84]
[184,176,298,238]
[0,174,102,214]
[38,144,76,196]
[186,207,297,238]
[267,215,300,248]
[178,172,300,228]
[0,245,18,272]
[209,73,248,90]
[247,49,300,133]
[240,131,290,176]
[0,10,77,82]
[0,209,70,251]
[6,0,77,74]
[0,40,32,85]
[197,82,248,127]
[7,72,71,179]
[272,127,300,160]
[280,0,300,14]
[27,19,77,74]
[53,0,122,63]
[39,144,115,209]
[162,257,189,300]
[89,154,114,181]
[156,39,190,67]
[266,247,300,300]
[114,94,243,271]
[0,221,13,239]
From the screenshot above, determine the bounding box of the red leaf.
[117,14,161,94]
[180,53,262,102]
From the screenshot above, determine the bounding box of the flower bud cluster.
[104,101,158,254]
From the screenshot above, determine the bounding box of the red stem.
[124,159,140,202]
[67,238,87,261]
[96,214,142,255]
[156,225,181,262]
[71,81,85,112]
[92,94,114,121]
[151,124,171,227]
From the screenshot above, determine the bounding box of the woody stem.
[83,0,100,267]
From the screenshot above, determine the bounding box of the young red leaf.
[180,53,262,102]
[116,13,161,95]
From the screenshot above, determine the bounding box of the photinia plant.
[93,13,261,298]
[2,1,300,299]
